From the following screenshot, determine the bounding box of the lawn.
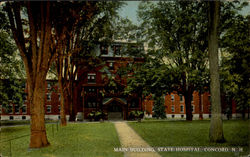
[0,122,123,157]
[128,120,250,157]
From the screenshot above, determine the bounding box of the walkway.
[114,122,161,157]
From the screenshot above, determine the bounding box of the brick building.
[143,91,241,119]
[0,41,144,121]
[0,42,247,120]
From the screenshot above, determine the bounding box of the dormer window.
[87,73,96,84]
[100,45,108,55]
[113,45,121,55]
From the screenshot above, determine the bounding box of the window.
[171,106,175,112]
[130,99,139,108]
[58,105,61,112]
[180,95,183,102]
[15,105,19,114]
[46,105,52,113]
[86,88,96,93]
[172,115,175,118]
[180,105,184,113]
[181,115,184,118]
[86,101,97,108]
[171,95,175,102]
[8,105,13,114]
[208,95,211,103]
[113,45,121,55]
[192,105,195,113]
[22,116,26,120]
[47,93,51,101]
[87,73,96,84]
[100,45,108,55]
[58,94,61,101]
[23,93,27,102]
[47,83,51,89]
[22,105,27,114]
[109,62,114,70]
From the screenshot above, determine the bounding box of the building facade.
[0,42,247,120]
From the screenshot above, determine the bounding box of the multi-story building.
[143,91,241,119]
[0,42,247,120]
[0,41,144,121]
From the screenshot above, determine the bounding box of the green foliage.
[87,110,108,121]
[138,1,210,91]
[220,11,250,116]
[0,8,25,111]
[152,96,166,119]
[129,110,144,120]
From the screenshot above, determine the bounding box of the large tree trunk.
[29,75,50,148]
[199,92,203,120]
[58,77,67,126]
[184,89,193,121]
[68,81,77,121]
[208,1,225,143]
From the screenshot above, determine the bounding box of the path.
[114,122,161,157]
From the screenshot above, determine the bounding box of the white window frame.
[22,105,27,114]
[58,94,61,101]
[171,105,175,113]
[46,105,52,113]
[192,105,195,113]
[47,83,51,89]
[180,105,184,113]
[47,93,51,101]
[14,105,19,114]
[179,95,184,102]
[171,94,175,102]
[87,73,96,84]
[8,105,13,114]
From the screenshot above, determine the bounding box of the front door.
[108,102,123,120]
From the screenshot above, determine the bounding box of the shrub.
[88,111,108,121]
[129,110,144,121]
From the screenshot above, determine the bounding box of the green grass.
[0,122,123,157]
[0,120,59,126]
[128,120,250,157]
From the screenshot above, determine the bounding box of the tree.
[220,12,250,119]
[0,7,25,112]
[124,58,176,119]
[4,1,89,148]
[137,1,210,121]
[208,1,225,143]
[54,1,123,123]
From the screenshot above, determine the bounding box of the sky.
[119,1,250,25]
[118,1,141,25]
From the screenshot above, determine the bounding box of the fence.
[0,121,60,157]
